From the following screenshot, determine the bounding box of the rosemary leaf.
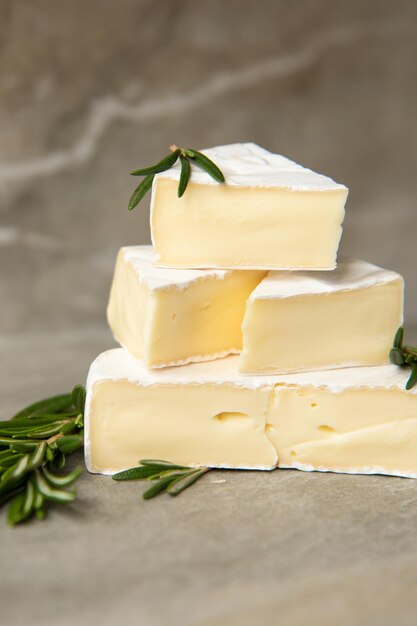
[112,466,162,481]
[130,149,180,176]
[393,326,404,350]
[27,442,47,471]
[167,468,209,496]
[389,347,405,365]
[54,434,84,454]
[33,483,45,519]
[7,491,26,527]
[0,454,24,468]
[10,442,39,453]
[406,363,417,390]
[128,174,155,210]
[41,466,82,488]
[27,422,69,439]
[21,480,35,519]
[12,394,72,420]
[190,150,225,183]
[71,385,86,415]
[1,455,30,485]
[34,470,76,504]
[50,450,66,470]
[390,327,417,389]
[143,474,179,500]
[178,154,191,198]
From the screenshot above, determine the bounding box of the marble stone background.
[1,0,417,337]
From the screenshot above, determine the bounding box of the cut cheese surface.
[240,258,403,373]
[85,350,277,473]
[269,386,417,477]
[107,246,265,368]
[85,350,417,478]
[150,143,348,270]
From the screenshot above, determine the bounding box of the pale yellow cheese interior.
[151,178,347,269]
[89,381,277,472]
[107,249,264,367]
[240,280,403,373]
[268,386,417,476]
[107,252,152,362]
[86,354,417,478]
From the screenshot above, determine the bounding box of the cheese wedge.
[151,143,348,270]
[240,258,403,373]
[107,246,265,368]
[85,350,417,479]
[268,366,417,478]
[85,350,277,474]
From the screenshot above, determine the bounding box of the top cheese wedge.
[150,143,348,270]
[240,258,404,374]
[85,349,417,479]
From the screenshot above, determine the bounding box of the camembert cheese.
[85,350,417,479]
[240,258,404,373]
[151,143,348,270]
[107,246,265,368]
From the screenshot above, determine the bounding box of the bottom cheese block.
[85,349,417,478]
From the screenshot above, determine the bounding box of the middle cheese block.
[85,349,417,478]
[151,143,348,270]
[240,258,404,374]
[107,246,265,368]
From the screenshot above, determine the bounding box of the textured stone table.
[2,329,417,626]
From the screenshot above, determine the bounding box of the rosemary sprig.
[112,459,210,499]
[128,145,225,209]
[0,385,85,526]
[389,326,417,390]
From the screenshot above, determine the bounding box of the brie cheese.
[107,246,265,368]
[240,258,404,373]
[85,350,417,479]
[151,143,348,270]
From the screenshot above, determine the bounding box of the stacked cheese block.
[85,144,417,479]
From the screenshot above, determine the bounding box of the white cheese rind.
[249,258,402,300]
[85,350,417,478]
[155,143,348,190]
[150,143,348,270]
[85,350,416,394]
[122,245,231,290]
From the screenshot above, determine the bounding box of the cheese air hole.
[171,313,177,320]
[311,402,317,408]
[290,451,297,458]
[265,424,274,433]
[213,411,249,422]
[318,424,336,434]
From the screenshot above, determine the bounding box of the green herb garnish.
[128,145,225,210]
[113,459,210,499]
[0,385,85,526]
[389,326,417,390]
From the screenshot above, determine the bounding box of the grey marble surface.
[2,1,417,625]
